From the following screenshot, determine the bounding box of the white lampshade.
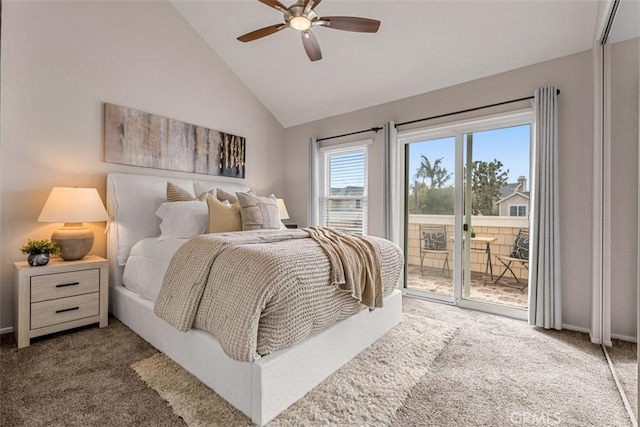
[37,187,108,261]
[38,187,108,223]
[276,198,290,220]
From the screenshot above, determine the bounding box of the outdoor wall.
[0,1,285,329]
[407,217,529,282]
[609,37,639,340]
[282,50,594,331]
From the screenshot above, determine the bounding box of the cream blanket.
[304,226,383,310]
[154,228,403,362]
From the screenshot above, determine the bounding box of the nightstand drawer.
[31,293,99,330]
[31,269,100,303]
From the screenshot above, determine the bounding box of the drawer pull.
[55,282,80,288]
[55,307,79,314]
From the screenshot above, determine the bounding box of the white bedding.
[122,237,186,302]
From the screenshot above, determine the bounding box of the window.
[509,205,527,217]
[318,141,369,234]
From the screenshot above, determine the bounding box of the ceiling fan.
[237,0,381,62]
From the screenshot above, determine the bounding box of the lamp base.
[51,223,94,261]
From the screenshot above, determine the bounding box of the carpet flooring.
[396,298,632,426]
[1,296,635,426]
[131,313,457,426]
[0,320,184,426]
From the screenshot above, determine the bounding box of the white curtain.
[308,137,319,226]
[529,86,562,329]
[383,121,400,244]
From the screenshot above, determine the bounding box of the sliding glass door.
[400,111,532,318]
[405,135,456,304]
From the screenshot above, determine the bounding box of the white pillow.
[155,201,208,241]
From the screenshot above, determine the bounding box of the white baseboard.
[562,323,590,334]
[611,333,637,343]
[569,324,615,346]
[0,326,14,335]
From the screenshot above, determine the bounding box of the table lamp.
[37,187,109,261]
[276,198,290,220]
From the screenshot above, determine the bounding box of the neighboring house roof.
[500,183,520,199]
[331,186,364,196]
[494,191,530,206]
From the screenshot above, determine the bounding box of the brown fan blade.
[301,31,322,61]
[237,24,286,42]
[320,16,380,33]
[259,0,287,12]
[303,0,322,13]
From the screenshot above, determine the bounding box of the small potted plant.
[20,239,60,266]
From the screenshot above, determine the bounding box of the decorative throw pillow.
[168,182,218,201]
[422,230,447,250]
[510,230,530,259]
[217,188,254,204]
[197,187,217,200]
[166,182,196,202]
[236,192,281,231]
[205,195,242,233]
[156,201,208,240]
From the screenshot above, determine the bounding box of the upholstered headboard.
[106,172,250,288]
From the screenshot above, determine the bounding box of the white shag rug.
[131,313,458,426]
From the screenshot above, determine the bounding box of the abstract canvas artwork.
[104,103,246,178]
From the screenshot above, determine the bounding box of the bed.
[106,172,403,426]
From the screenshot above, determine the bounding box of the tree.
[471,159,509,215]
[410,156,453,214]
[415,156,452,189]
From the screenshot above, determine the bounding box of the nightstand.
[14,255,108,348]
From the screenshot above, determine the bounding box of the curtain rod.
[601,0,620,45]
[395,89,560,128]
[315,89,560,142]
[316,126,383,142]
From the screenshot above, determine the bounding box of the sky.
[407,124,531,188]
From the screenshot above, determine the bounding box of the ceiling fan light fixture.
[290,16,312,31]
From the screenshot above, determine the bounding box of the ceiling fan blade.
[237,24,286,43]
[303,0,322,14]
[320,16,380,33]
[301,31,322,61]
[259,0,288,12]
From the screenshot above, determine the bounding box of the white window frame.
[508,204,527,217]
[317,139,371,235]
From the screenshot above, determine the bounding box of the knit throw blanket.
[304,226,383,310]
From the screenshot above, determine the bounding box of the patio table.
[451,235,497,280]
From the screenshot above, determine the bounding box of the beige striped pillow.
[166,182,196,202]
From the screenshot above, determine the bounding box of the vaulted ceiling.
[172,1,603,128]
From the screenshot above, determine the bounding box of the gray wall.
[0,1,286,329]
[282,50,595,330]
[609,37,639,340]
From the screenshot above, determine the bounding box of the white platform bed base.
[111,285,402,426]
